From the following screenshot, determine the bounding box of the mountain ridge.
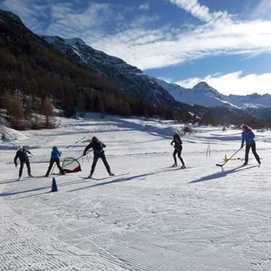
[43,35,177,108]
[158,79,271,109]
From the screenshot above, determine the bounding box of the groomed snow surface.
[1,114,271,271]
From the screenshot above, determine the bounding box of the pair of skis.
[216,148,242,167]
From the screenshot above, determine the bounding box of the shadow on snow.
[189,165,258,184]
[68,167,181,193]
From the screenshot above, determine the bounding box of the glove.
[240,144,244,149]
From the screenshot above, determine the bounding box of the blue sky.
[1,0,271,95]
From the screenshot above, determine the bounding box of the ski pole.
[227,148,242,161]
[50,163,56,176]
[206,143,211,158]
[66,136,89,149]
[216,147,242,167]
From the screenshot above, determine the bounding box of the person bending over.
[14,146,32,180]
[241,124,261,166]
[45,146,65,177]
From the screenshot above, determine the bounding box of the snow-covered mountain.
[158,80,271,109]
[157,80,238,108]
[43,35,271,111]
[43,36,177,108]
[228,93,271,108]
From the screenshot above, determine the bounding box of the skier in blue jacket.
[241,124,261,166]
[45,146,65,176]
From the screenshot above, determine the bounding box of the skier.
[240,124,261,166]
[83,136,114,178]
[14,146,33,180]
[171,133,186,168]
[45,146,65,177]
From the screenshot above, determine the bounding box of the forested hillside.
[0,10,197,129]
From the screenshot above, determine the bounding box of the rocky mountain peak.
[192,81,219,95]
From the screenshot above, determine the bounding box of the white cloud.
[0,0,121,36]
[2,0,271,77]
[168,0,230,23]
[0,0,46,32]
[176,71,271,95]
[90,19,271,70]
[45,2,112,39]
[88,1,271,70]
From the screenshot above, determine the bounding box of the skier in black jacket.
[14,146,33,180]
[171,133,186,168]
[83,137,114,178]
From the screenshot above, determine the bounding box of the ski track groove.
[0,180,176,271]
[1,194,153,271]
[0,195,133,271]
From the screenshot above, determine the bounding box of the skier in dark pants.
[171,133,186,168]
[241,124,261,166]
[14,146,32,180]
[83,137,114,178]
[45,146,65,177]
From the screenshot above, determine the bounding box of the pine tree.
[41,97,55,128]
[5,94,25,129]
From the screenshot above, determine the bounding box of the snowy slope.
[0,125,29,151]
[1,115,271,270]
[158,80,271,109]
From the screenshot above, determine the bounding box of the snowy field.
[1,114,271,271]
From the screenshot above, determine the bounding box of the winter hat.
[241,124,249,130]
[92,136,98,143]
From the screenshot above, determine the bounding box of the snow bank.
[0,125,28,149]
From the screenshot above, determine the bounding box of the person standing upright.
[14,146,33,180]
[240,124,261,166]
[171,133,186,168]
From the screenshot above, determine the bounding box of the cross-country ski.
[216,148,242,167]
